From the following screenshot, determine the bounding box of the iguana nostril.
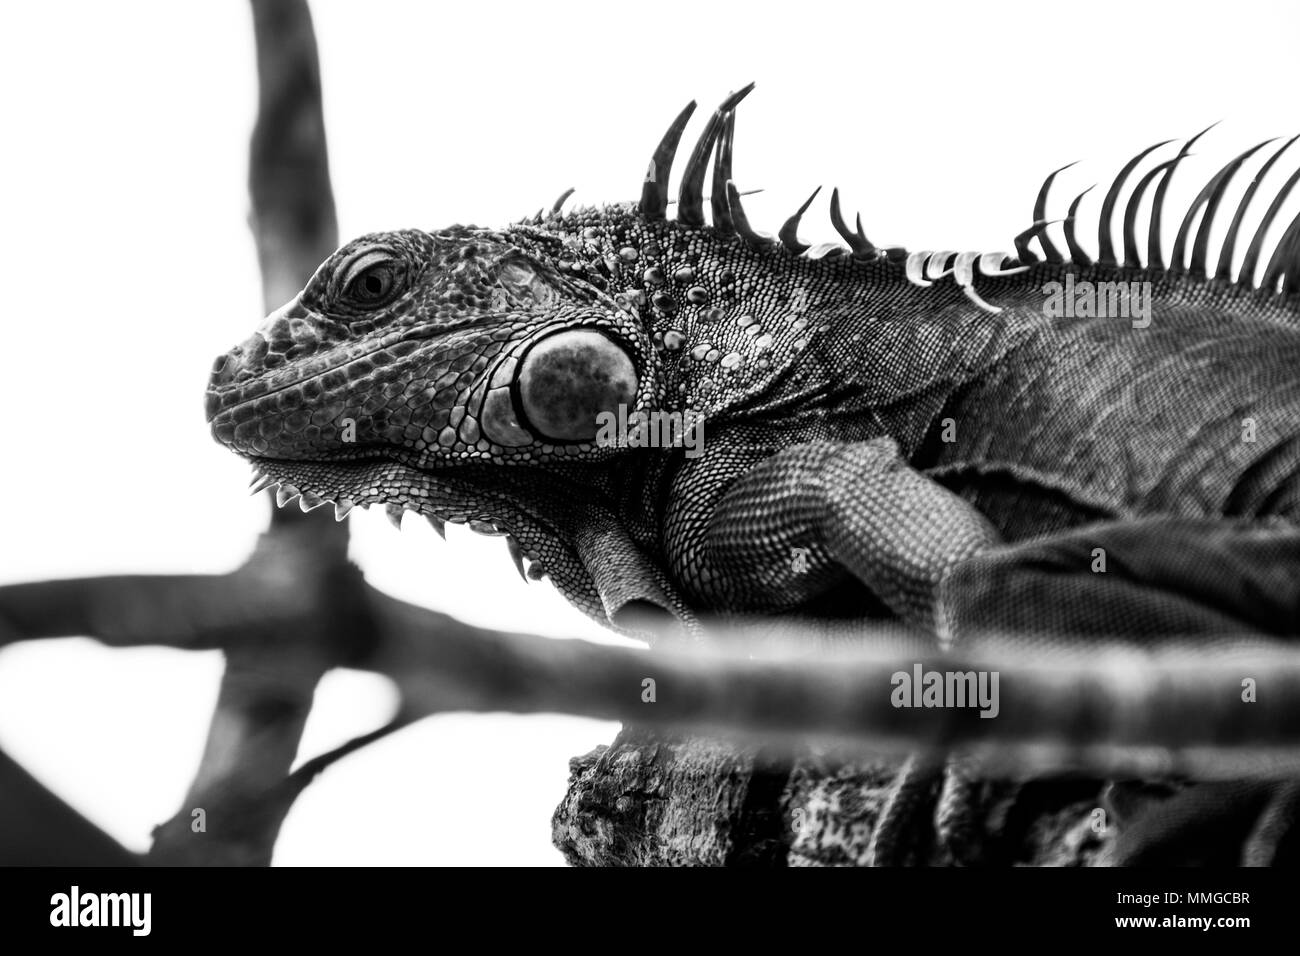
[208,355,233,389]
[244,334,269,365]
[517,330,638,441]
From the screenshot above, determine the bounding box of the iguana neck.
[507,208,1047,457]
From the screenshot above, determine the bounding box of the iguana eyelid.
[335,248,401,294]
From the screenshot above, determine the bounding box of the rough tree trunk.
[554,730,1117,866]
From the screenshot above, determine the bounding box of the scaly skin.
[205,88,1300,864]
[204,112,1300,631]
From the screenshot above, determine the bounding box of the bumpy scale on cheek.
[394,324,520,458]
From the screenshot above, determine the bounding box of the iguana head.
[207,224,654,466]
[206,85,821,632]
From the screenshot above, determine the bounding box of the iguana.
[205,85,1300,865]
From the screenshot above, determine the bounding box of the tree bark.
[555,733,1120,866]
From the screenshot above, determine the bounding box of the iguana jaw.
[241,442,702,634]
[245,447,600,590]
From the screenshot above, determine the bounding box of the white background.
[1,0,1297,865]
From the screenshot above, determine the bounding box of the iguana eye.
[338,251,405,308]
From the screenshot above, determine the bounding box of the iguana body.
[205,88,1300,864]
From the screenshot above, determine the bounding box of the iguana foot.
[1099,779,1300,865]
[866,753,943,865]
[868,753,989,866]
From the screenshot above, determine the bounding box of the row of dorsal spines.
[631,84,915,264]
[632,89,1300,298]
[533,86,1030,300]
[532,89,1300,302]
[1017,129,1300,295]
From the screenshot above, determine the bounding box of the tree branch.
[7,559,1300,781]
[0,747,139,866]
[147,0,344,865]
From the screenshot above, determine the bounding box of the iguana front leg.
[696,437,1002,864]
[702,437,1001,645]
